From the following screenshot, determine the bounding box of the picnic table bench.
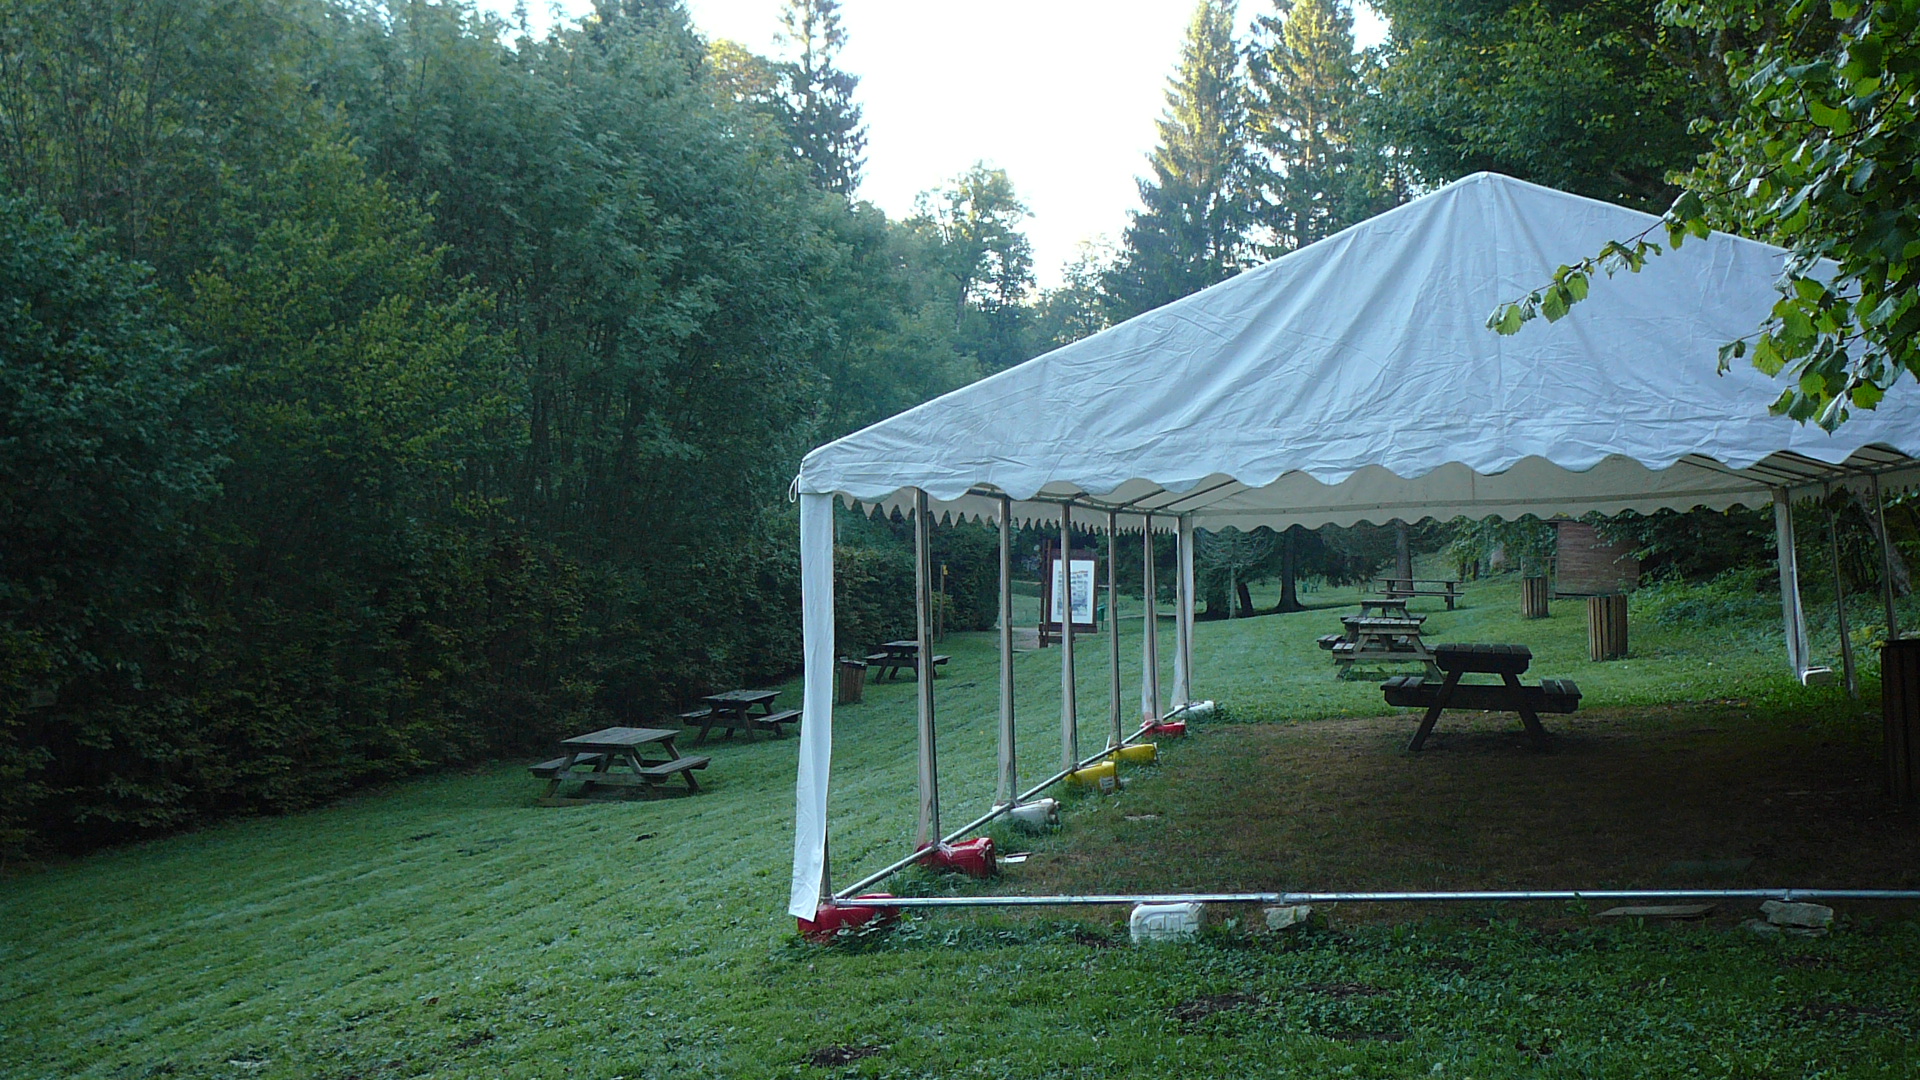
[680,689,800,743]
[1371,577,1464,610]
[865,640,950,681]
[530,726,708,804]
[1381,643,1581,751]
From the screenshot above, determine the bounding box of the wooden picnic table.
[864,640,950,682]
[528,726,709,804]
[1382,644,1582,752]
[1358,597,1413,619]
[1327,615,1436,673]
[682,689,801,743]
[1371,577,1463,610]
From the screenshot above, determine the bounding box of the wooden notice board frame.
[1039,542,1097,646]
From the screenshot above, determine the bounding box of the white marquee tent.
[787,172,1920,919]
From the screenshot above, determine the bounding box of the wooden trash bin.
[1587,594,1628,661]
[1521,576,1550,619]
[1881,639,1920,804]
[836,658,867,706]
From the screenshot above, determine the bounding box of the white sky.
[484,1,1387,288]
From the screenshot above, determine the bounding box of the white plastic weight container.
[1130,902,1204,943]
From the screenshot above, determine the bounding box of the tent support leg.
[1107,510,1123,749]
[1827,483,1858,697]
[1774,487,1812,678]
[1060,505,1079,773]
[1173,515,1195,706]
[1141,513,1160,724]
[996,496,1017,806]
[913,489,941,847]
[1872,473,1901,642]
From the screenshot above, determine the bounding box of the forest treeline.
[0,0,1897,852]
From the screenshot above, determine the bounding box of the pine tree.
[1246,0,1382,252]
[776,0,867,195]
[1104,0,1256,321]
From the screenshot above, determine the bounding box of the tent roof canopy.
[798,173,1920,531]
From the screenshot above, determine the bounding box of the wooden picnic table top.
[1343,614,1426,629]
[1434,643,1532,674]
[561,726,681,750]
[880,640,921,651]
[702,688,778,710]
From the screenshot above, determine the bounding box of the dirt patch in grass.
[1299,982,1387,998]
[1169,991,1260,1023]
[1015,702,1920,917]
[805,1044,885,1066]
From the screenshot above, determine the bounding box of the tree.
[1368,0,1723,211]
[0,194,221,847]
[1104,0,1258,320]
[1491,0,1920,429]
[1197,529,1274,618]
[775,0,867,195]
[1029,242,1117,353]
[1246,0,1384,251]
[912,163,1035,370]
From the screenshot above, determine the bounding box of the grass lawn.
[3,573,1917,1078]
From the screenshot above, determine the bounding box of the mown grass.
[3,572,1917,1078]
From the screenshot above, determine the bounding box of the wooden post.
[1521,575,1550,619]
[1060,504,1079,773]
[1827,483,1858,697]
[1141,513,1160,725]
[1586,594,1628,661]
[912,489,941,848]
[1107,510,1123,750]
[996,495,1016,806]
[1881,639,1920,804]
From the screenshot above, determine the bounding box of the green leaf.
[1830,0,1860,18]
[1753,335,1785,376]
[1851,381,1885,409]
[1541,286,1569,322]
[1717,339,1747,372]
[1792,277,1826,303]
[1493,304,1526,335]
[1565,273,1588,302]
[1806,98,1853,134]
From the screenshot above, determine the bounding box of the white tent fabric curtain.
[790,492,836,915]
[787,172,1920,917]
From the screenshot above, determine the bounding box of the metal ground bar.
[840,888,1920,909]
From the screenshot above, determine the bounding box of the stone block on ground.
[1263,904,1313,931]
[1761,900,1834,929]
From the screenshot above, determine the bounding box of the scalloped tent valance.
[799,172,1920,528]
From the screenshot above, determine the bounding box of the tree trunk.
[1855,488,1913,597]
[1236,579,1255,618]
[1394,519,1412,583]
[1275,527,1303,613]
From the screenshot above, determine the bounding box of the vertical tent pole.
[1827,483,1858,697]
[1872,473,1901,642]
[788,491,837,919]
[1141,512,1160,725]
[1774,487,1812,677]
[1173,514,1196,707]
[913,489,941,848]
[1107,510,1123,749]
[996,495,1017,806]
[1060,503,1079,773]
